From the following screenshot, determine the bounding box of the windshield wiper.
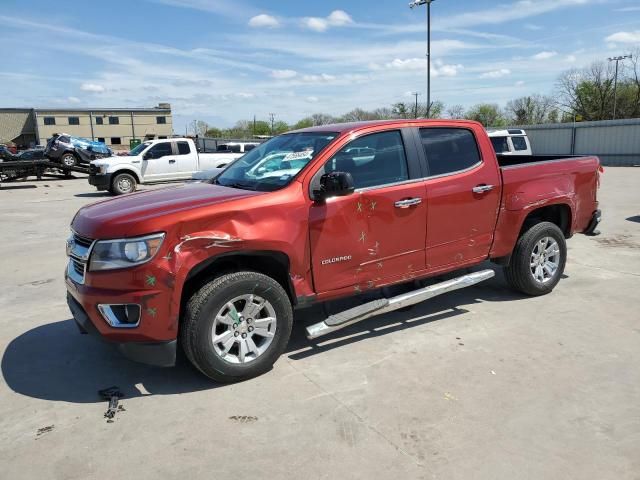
[222,182,256,191]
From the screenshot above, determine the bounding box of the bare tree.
[556,61,616,120]
[446,104,466,119]
[505,94,555,124]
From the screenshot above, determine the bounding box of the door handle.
[394,198,422,208]
[472,184,494,194]
[169,159,176,164]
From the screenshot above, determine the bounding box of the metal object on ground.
[99,386,125,423]
[306,269,495,339]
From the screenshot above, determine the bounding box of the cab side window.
[512,136,528,151]
[321,130,409,189]
[177,141,191,155]
[148,142,173,159]
[420,128,481,176]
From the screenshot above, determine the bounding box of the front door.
[418,127,502,271]
[141,142,175,181]
[309,129,427,294]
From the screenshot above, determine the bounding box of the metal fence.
[505,118,640,166]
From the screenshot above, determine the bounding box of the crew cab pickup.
[89,138,245,195]
[66,119,602,382]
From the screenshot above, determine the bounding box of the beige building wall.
[35,108,173,150]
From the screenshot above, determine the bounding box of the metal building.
[507,118,640,166]
[0,103,173,150]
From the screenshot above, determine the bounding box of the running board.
[305,269,495,340]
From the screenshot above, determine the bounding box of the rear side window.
[420,128,481,176]
[490,136,509,154]
[177,141,191,155]
[512,136,528,151]
[323,130,409,189]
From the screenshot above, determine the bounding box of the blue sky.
[1,0,640,132]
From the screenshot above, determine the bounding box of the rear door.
[417,127,501,271]
[171,140,198,178]
[309,129,427,294]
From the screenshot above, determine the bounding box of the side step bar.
[305,269,495,340]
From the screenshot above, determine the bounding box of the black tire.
[60,152,77,168]
[111,172,136,195]
[504,221,567,296]
[181,271,293,382]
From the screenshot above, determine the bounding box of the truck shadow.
[1,319,216,403]
[2,268,530,403]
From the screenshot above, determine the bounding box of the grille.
[71,258,85,276]
[73,233,93,248]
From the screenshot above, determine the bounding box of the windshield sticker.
[283,150,313,161]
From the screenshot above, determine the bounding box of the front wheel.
[504,221,567,296]
[111,172,137,195]
[181,271,293,382]
[60,153,77,168]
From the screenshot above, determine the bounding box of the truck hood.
[91,155,140,166]
[72,182,263,239]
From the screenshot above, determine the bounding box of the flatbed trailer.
[0,160,90,185]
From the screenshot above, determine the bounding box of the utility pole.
[253,115,256,138]
[268,113,276,136]
[412,92,420,118]
[608,54,632,120]
[410,0,435,118]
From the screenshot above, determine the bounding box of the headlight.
[96,164,108,174]
[89,233,165,271]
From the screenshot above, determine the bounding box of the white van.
[487,129,532,155]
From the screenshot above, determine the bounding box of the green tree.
[293,118,314,129]
[505,94,555,124]
[466,103,506,127]
[273,120,290,134]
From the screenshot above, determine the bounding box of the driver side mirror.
[314,171,355,201]
[144,151,155,160]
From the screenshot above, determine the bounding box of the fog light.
[98,304,141,328]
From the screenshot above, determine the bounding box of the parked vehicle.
[16,148,46,161]
[89,137,248,195]
[66,119,602,382]
[208,142,260,169]
[488,129,532,155]
[0,145,16,162]
[45,133,112,167]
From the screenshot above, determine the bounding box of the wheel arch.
[519,203,572,238]
[112,168,141,184]
[179,250,295,322]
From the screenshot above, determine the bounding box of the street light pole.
[607,54,632,120]
[410,0,435,118]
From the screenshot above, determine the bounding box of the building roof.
[0,105,171,113]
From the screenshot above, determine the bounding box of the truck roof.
[291,119,483,135]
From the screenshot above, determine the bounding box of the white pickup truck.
[89,138,256,195]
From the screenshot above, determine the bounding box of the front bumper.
[66,291,176,367]
[89,172,112,191]
[584,209,602,236]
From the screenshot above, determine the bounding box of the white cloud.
[248,14,279,28]
[515,80,525,86]
[605,31,640,44]
[327,10,353,26]
[270,69,297,79]
[531,51,557,60]
[303,17,329,32]
[303,10,353,32]
[615,6,640,12]
[301,73,336,83]
[480,68,511,78]
[383,58,462,77]
[67,96,81,103]
[235,92,254,98]
[524,24,543,31]
[80,82,105,92]
[566,54,577,62]
[306,96,319,103]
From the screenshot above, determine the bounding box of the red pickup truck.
[66,119,601,382]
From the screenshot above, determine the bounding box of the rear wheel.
[111,172,136,195]
[181,271,293,382]
[61,153,77,168]
[504,221,566,296]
